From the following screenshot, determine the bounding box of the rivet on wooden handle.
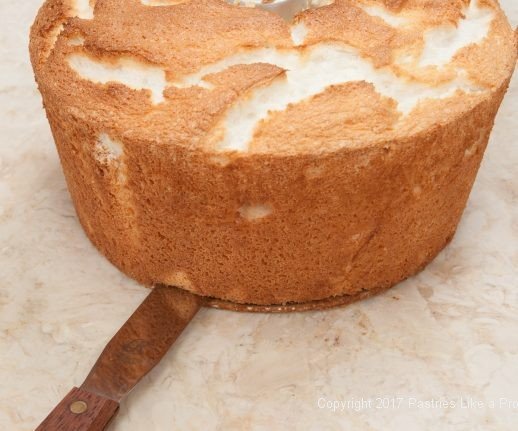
[35,387,119,431]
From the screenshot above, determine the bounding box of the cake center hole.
[228,0,332,21]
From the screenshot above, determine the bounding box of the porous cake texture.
[30,0,517,305]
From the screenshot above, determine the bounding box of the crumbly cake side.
[30,0,517,305]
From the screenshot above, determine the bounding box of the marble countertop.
[0,1,517,430]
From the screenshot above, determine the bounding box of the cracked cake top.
[30,0,517,154]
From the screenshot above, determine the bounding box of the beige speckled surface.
[0,1,517,430]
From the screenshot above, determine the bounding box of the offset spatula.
[36,285,202,431]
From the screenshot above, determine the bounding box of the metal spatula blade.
[229,0,311,21]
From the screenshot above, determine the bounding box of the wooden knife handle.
[35,387,119,431]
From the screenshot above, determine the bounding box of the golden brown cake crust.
[30,0,517,305]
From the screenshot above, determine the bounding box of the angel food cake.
[30,0,516,306]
